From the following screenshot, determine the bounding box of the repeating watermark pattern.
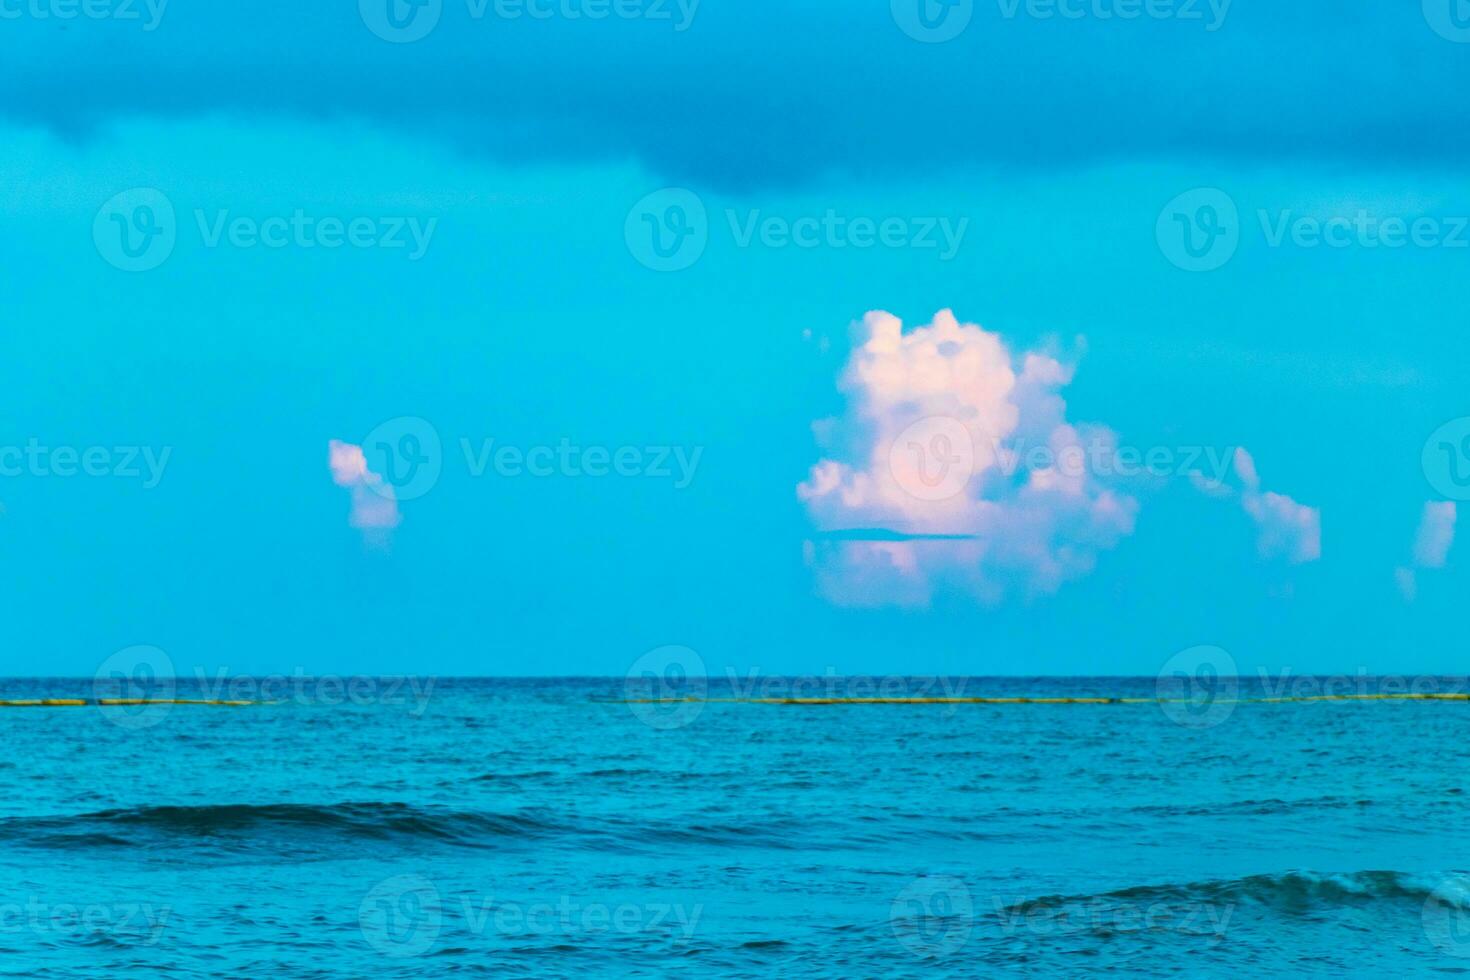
[355,416,704,502]
[996,0,1231,29]
[358,875,702,957]
[626,189,969,271]
[0,440,172,488]
[92,647,437,729]
[990,894,1233,939]
[889,417,975,502]
[360,875,442,957]
[624,645,707,730]
[1424,875,1470,956]
[359,0,443,42]
[1159,187,1470,271]
[1423,417,1470,502]
[890,876,974,957]
[0,0,167,30]
[363,417,444,502]
[93,188,177,272]
[885,417,1238,502]
[192,671,436,714]
[625,188,707,272]
[1156,188,1239,272]
[1155,645,1238,729]
[993,438,1237,486]
[891,0,973,42]
[1424,0,1470,43]
[94,188,438,272]
[359,0,698,42]
[460,438,701,487]
[893,0,1230,41]
[0,898,171,945]
[891,875,1232,958]
[724,670,971,704]
[624,664,975,729]
[93,645,176,731]
[1157,655,1470,729]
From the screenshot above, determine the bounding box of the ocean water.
[2,675,1469,978]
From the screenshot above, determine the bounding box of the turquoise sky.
[1,2,1467,677]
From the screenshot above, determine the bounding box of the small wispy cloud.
[328,439,400,548]
[1231,448,1321,564]
[1397,501,1457,601]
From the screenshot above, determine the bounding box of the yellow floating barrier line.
[619,693,1470,706]
[0,699,266,708]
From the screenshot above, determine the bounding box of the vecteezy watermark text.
[191,670,437,716]
[0,0,166,30]
[460,438,702,488]
[347,417,706,503]
[891,0,1230,43]
[359,0,698,43]
[94,188,439,272]
[889,874,1231,959]
[0,898,171,945]
[0,440,171,488]
[996,0,1230,29]
[1158,187,1470,272]
[359,875,702,958]
[625,188,969,271]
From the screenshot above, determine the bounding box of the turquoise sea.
[2,676,1468,977]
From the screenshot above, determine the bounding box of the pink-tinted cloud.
[1413,501,1457,568]
[798,310,1330,607]
[1397,501,1457,601]
[1228,448,1321,564]
[328,439,400,547]
[797,310,1137,607]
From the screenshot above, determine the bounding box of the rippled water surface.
[3,677,1468,977]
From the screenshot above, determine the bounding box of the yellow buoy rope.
[618,693,1470,706]
[0,698,263,708]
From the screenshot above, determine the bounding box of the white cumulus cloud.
[798,310,1327,608]
[797,309,1138,607]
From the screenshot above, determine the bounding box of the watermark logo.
[624,645,706,730]
[1156,188,1238,272]
[1424,875,1470,956]
[626,188,708,272]
[1424,0,1470,42]
[1156,644,1238,729]
[1422,417,1470,502]
[360,0,442,41]
[362,417,444,502]
[891,0,973,42]
[360,874,443,957]
[890,875,973,957]
[93,645,176,730]
[94,188,177,273]
[889,416,975,502]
